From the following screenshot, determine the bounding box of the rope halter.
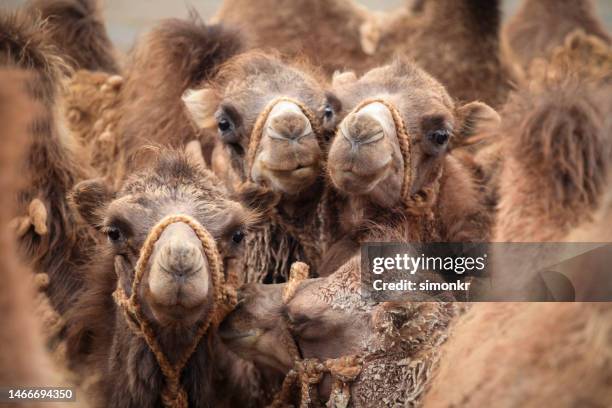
[339,98,443,216]
[270,262,363,407]
[113,214,237,408]
[245,96,324,182]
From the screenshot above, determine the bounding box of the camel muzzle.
[148,222,211,310]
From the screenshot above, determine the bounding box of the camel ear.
[182,87,218,129]
[455,101,500,140]
[70,179,114,229]
[332,71,357,88]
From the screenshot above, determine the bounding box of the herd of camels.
[0,0,611,407]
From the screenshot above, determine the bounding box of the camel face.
[219,282,294,372]
[327,60,500,210]
[188,53,330,196]
[73,152,252,326]
[220,260,372,375]
[249,100,323,195]
[327,61,456,207]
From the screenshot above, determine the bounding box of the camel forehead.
[121,153,227,197]
[219,57,325,115]
[336,62,453,111]
[109,153,246,233]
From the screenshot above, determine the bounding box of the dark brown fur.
[115,16,242,181]
[216,0,512,106]
[503,0,611,70]
[25,0,119,73]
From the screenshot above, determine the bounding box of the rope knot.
[283,261,310,303]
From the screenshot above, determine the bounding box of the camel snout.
[147,222,210,312]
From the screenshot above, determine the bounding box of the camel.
[319,59,499,275]
[0,69,60,396]
[183,49,335,282]
[0,9,97,314]
[64,149,269,407]
[214,0,513,107]
[503,0,611,71]
[0,68,93,408]
[219,258,459,407]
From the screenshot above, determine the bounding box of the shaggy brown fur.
[62,70,124,179]
[114,16,242,183]
[64,151,266,407]
[493,78,611,242]
[422,303,612,407]
[503,0,611,71]
[0,69,60,393]
[25,0,119,73]
[526,29,612,85]
[0,10,96,314]
[215,0,513,106]
[469,31,612,220]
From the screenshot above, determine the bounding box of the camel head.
[184,52,337,198]
[327,59,500,208]
[71,150,256,327]
[219,258,373,376]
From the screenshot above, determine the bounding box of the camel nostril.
[343,112,385,145]
[340,101,396,148]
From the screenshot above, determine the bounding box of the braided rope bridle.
[341,98,443,217]
[113,214,237,408]
[269,262,363,408]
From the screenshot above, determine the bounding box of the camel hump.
[130,16,243,93]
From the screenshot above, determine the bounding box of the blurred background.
[4,0,612,51]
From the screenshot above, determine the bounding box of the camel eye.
[107,227,123,243]
[231,230,245,244]
[323,104,334,121]
[427,129,450,146]
[218,117,232,133]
